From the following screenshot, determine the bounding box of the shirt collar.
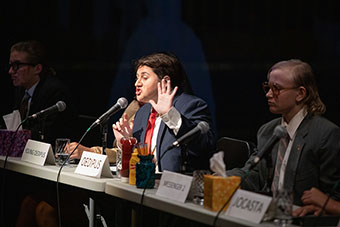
[281,107,308,140]
[26,81,39,98]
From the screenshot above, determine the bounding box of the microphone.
[28,101,66,119]
[252,125,287,166]
[89,97,128,130]
[169,121,210,150]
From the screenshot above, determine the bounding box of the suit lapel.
[271,142,280,167]
[14,88,25,109]
[268,119,281,170]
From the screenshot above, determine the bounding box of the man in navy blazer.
[113,52,216,173]
[227,59,340,206]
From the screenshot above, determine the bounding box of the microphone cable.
[55,98,127,226]
[138,146,157,227]
[212,149,267,227]
[138,129,190,217]
[2,119,26,169]
[212,169,249,227]
[138,172,154,227]
[0,117,29,226]
[55,126,91,227]
[212,127,287,226]
[138,142,191,227]
[137,121,210,226]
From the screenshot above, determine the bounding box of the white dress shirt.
[151,106,182,172]
[277,107,308,190]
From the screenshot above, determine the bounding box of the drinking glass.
[190,170,210,205]
[55,138,70,166]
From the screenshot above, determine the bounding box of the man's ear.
[296,86,307,103]
[163,75,170,82]
[33,63,43,75]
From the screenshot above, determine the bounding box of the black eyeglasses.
[262,82,299,96]
[8,61,36,72]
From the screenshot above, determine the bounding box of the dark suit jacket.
[13,75,79,146]
[227,114,340,205]
[132,92,216,172]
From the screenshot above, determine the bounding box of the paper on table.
[3,110,22,130]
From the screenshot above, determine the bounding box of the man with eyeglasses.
[2,41,86,227]
[5,40,79,145]
[226,59,340,207]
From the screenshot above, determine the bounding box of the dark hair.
[134,52,189,91]
[268,59,326,115]
[10,40,56,76]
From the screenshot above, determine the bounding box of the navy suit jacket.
[227,114,340,205]
[133,92,216,172]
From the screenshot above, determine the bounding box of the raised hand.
[112,113,133,147]
[149,78,178,115]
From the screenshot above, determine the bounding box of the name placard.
[75,151,113,178]
[225,189,272,224]
[156,170,193,203]
[21,139,55,166]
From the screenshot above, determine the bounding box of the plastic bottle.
[119,137,137,182]
[129,148,140,185]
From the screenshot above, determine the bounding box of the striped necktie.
[272,133,290,192]
[19,92,31,120]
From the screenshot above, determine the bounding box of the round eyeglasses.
[262,82,299,96]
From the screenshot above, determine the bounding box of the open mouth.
[135,89,141,96]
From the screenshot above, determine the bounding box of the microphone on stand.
[250,125,287,168]
[23,101,67,141]
[27,101,66,120]
[55,97,128,225]
[213,126,287,227]
[88,97,128,131]
[161,121,210,173]
[167,121,210,150]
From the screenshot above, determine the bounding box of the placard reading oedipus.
[75,151,113,178]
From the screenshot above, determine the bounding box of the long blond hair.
[268,59,326,115]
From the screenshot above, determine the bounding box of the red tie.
[144,108,157,154]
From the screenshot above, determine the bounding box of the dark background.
[1,0,340,146]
